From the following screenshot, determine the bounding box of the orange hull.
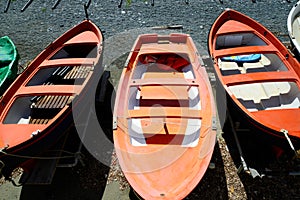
[0,20,103,177]
[208,10,300,145]
[113,33,216,199]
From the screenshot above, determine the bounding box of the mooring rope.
[281,129,300,158]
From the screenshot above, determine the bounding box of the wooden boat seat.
[140,86,189,101]
[130,78,199,87]
[128,107,202,119]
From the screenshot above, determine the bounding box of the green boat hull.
[0,36,19,95]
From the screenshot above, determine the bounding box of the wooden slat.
[70,66,79,79]
[49,96,59,108]
[64,67,75,79]
[52,95,63,108]
[82,66,92,78]
[58,96,69,108]
[130,78,199,87]
[37,96,49,108]
[45,95,55,108]
[128,107,202,119]
[34,94,72,110]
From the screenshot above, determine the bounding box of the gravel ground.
[0,0,300,199]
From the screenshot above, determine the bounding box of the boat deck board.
[128,107,202,119]
[30,95,73,124]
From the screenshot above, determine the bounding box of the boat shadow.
[19,72,115,200]
[222,113,300,199]
[19,146,110,200]
[18,128,112,200]
[185,141,229,200]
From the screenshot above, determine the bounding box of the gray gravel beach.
[0,0,294,65]
[0,0,300,199]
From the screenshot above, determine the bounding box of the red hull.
[0,20,103,178]
[208,9,300,153]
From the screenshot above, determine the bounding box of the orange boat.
[113,33,216,199]
[208,9,300,159]
[0,20,103,179]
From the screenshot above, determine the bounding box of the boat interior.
[216,32,267,50]
[3,42,98,125]
[50,43,98,59]
[228,81,300,112]
[4,95,73,125]
[214,32,300,112]
[218,53,288,76]
[126,53,203,147]
[216,33,288,75]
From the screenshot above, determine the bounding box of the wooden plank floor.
[30,95,73,124]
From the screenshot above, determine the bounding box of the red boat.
[208,9,300,159]
[113,33,217,199]
[0,20,103,179]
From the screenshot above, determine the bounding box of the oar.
[52,0,62,10]
[21,0,33,12]
[4,0,11,13]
